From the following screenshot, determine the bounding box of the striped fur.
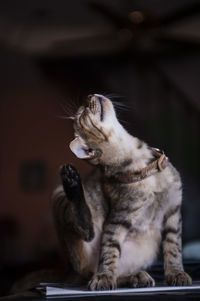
[52,94,192,290]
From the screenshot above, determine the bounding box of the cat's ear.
[69,137,93,159]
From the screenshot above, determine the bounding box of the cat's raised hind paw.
[60,164,83,201]
[60,164,94,242]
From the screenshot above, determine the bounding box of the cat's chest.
[118,227,161,276]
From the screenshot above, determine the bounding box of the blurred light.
[128,10,144,24]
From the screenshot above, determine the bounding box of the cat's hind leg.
[117,271,155,288]
[57,164,94,242]
[52,164,95,277]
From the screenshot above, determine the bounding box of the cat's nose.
[87,94,93,100]
[87,94,106,104]
[94,94,106,101]
[86,94,94,105]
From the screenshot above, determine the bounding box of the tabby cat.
[52,93,192,290]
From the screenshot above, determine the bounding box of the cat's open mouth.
[98,96,104,122]
[87,94,104,122]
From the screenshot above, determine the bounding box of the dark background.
[0,0,200,296]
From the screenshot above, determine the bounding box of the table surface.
[2,287,200,301]
[2,261,200,301]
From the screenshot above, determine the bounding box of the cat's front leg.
[88,199,145,290]
[88,272,117,290]
[162,204,192,286]
[88,224,127,290]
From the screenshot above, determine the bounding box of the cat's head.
[69,94,125,165]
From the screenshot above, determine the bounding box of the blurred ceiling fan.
[88,1,200,54]
[2,0,200,56]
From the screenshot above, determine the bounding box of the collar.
[106,148,168,184]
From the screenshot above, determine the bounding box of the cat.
[52,93,192,290]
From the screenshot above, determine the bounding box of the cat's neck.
[102,127,154,177]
